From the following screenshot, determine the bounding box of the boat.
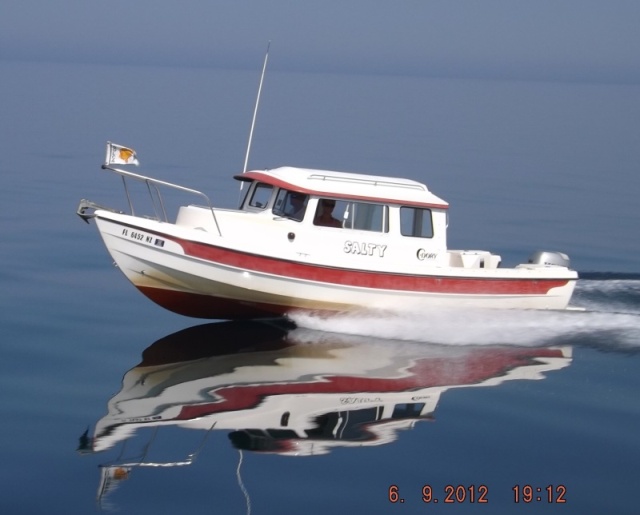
[76,50,576,319]
[76,140,577,319]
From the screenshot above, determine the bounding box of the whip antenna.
[242,41,270,175]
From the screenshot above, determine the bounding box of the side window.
[248,183,273,209]
[400,207,433,238]
[343,202,388,232]
[273,189,309,222]
[314,198,344,228]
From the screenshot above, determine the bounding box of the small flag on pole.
[105,142,140,166]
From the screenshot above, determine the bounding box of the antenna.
[242,41,271,175]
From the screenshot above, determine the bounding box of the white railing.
[102,165,222,236]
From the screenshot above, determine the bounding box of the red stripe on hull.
[176,239,569,295]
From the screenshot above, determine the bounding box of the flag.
[105,142,140,166]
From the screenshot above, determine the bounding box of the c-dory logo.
[417,248,437,261]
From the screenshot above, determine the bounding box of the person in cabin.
[314,199,342,227]
[286,192,308,221]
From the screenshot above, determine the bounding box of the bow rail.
[77,164,222,237]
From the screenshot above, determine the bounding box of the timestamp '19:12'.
[513,484,566,503]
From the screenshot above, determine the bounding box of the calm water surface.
[0,60,639,514]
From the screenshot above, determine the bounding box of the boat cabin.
[173,166,502,270]
[239,166,447,232]
[234,166,455,258]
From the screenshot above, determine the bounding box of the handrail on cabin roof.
[307,173,426,191]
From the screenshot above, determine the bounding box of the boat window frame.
[247,182,274,210]
[399,205,434,239]
[313,197,345,228]
[342,200,389,233]
[272,188,309,222]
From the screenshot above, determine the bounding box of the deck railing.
[101,165,222,236]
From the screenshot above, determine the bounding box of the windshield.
[273,189,309,222]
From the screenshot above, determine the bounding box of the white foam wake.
[290,280,640,348]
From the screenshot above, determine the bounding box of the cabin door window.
[400,207,434,238]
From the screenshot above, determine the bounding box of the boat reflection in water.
[80,320,571,504]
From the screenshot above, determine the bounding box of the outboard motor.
[527,251,571,268]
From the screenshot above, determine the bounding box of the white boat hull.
[94,212,577,319]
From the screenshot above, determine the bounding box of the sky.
[2,1,640,81]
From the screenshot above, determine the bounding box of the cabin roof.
[236,166,449,209]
